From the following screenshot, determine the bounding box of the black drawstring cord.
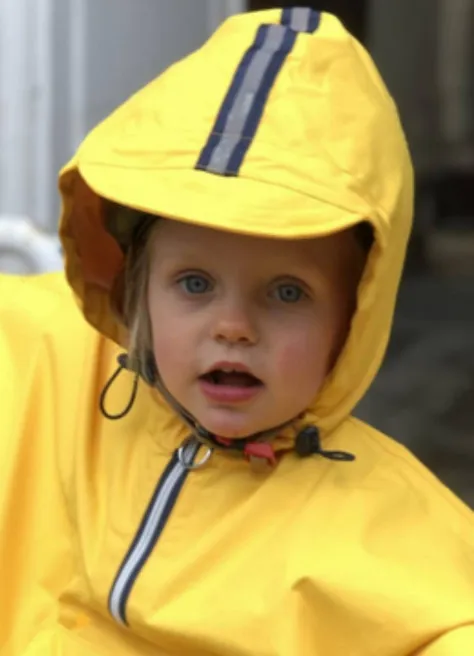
[189,417,356,463]
[295,426,355,461]
[99,353,356,463]
[99,354,139,420]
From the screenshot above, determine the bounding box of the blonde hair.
[110,208,158,375]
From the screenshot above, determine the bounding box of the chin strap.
[99,353,356,466]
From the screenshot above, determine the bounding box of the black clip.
[295,426,355,462]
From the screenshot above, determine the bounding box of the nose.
[211,298,258,346]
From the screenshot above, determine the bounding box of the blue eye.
[274,283,304,303]
[179,274,211,295]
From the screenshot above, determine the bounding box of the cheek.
[272,323,334,383]
[152,316,192,367]
[148,296,193,373]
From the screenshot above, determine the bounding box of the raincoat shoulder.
[287,415,474,652]
[0,273,103,653]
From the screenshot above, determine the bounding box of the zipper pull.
[178,437,213,470]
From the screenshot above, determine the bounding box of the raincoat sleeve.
[417,625,474,654]
[0,273,84,653]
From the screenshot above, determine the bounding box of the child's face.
[147,221,362,438]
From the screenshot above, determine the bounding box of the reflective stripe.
[108,439,200,626]
[195,24,295,176]
[281,6,321,33]
[195,7,320,177]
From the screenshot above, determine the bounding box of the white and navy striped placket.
[108,6,321,628]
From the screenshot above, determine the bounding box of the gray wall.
[0,0,233,233]
[51,0,211,227]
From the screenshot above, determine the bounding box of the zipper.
[108,437,206,626]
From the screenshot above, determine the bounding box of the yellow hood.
[58,7,413,436]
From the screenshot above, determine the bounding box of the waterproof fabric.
[1,7,474,655]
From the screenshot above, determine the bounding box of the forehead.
[149,219,357,272]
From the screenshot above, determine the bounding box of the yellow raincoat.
[1,8,473,655]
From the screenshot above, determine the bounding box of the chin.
[201,422,255,440]
[197,411,262,440]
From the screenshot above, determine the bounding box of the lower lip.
[198,379,262,403]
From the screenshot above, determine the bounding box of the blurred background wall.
[0,0,245,271]
[1,0,473,505]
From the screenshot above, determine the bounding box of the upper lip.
[203,361,260,378]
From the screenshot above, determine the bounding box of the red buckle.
[244,442,277,466]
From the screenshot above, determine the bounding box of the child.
[1,7,473,655]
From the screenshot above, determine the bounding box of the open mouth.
[199,369,263,388]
